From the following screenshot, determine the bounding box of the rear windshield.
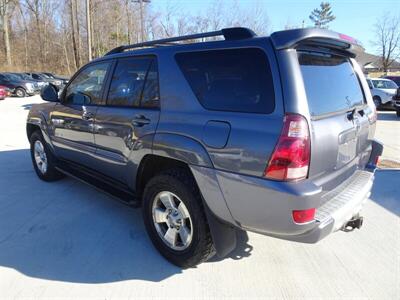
[298,51,365,116]
[175,48,275,114]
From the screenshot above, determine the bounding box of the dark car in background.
[11,72,47,91]
[25,72,64,89]
[383,76,400,116]
[384,75,400,87]
[0,73,37,97]
[41,72,69,85]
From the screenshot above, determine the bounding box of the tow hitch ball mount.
[341,216,364,232]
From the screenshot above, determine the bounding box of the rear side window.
[298,51,365,116]
[107,57,152,107]
[175,48,275,114]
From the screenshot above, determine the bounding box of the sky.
[151,0,400,54]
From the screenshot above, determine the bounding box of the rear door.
[297,51,373,187]
[50,61,112,169]
[93,56,160,184]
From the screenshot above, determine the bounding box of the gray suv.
[27,27,382,267]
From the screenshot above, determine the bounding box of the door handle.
[82,111,94,120]
[131,115,150,127]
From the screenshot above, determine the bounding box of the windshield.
[372,80,398,89]
[298,51,365,116]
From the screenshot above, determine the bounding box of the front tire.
[142,169,215,268]
[30,131,64,181]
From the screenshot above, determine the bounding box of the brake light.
[339,33,357,44]
[292,208,315,223]
[264,114,310,181]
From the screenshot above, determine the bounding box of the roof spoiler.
[270,28,360,57]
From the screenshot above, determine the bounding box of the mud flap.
[203,203,237,257]
[366,139,383,170]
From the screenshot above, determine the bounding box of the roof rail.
[105,27,256,56]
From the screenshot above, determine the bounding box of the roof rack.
[105,27,256,56]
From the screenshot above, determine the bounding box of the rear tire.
[15,87,26,98]
[142,169,215,268]
[30,131,64,181]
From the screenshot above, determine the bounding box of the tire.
[142,169,215,268]
[373,96,381,109]
[30,131,64,181]
[15,87,26,98]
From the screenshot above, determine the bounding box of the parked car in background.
[41,72,69,85]
[0,73,37,97]
[384,75,400,87]
[0,85,11,100]
[392,88,400,117]
[25,72,63,89]
[27,27,381,267]
[367,78,398,108]
[11,72,47,90]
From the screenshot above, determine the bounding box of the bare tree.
[373,14,400,73]
[1,0,274,75]
[69,0,79,69]
[0,0,13,66]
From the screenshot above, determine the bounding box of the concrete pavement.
[0,96,399,299]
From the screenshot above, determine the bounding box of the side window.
[175,48,275,114]
[141,60,160,108]
[107,57,152,107]
[65,62,110,105]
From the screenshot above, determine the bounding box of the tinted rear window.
[175,48,275,114]
[298,51,365,116]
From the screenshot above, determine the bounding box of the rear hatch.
[271,29,376,190]
[298,50,373,189]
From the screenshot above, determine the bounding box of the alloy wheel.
[152,191,193,251]
[33,140,48,174]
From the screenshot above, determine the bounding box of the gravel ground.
[0,96,399,299]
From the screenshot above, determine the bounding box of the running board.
[55,161,140,208]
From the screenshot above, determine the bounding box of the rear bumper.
[191,142,382,244]
[216,169,373,243]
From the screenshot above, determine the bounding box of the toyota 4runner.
[27,27,383,267]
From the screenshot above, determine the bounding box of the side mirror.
[40,84,59,102]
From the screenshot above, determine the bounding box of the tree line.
[0,0,269,75]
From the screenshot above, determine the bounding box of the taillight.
[264,114,310,181]
[292,208,315,223]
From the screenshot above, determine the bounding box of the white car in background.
[367,78,399,108]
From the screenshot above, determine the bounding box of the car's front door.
[93,56,160,185]
[50,61,112,169]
